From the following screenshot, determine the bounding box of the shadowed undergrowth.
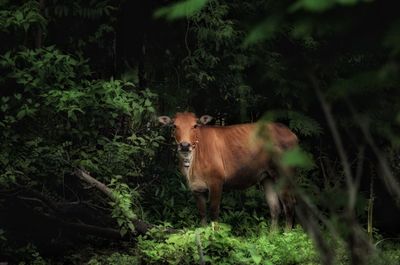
[85,223,400,265]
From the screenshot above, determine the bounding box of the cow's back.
[190,122,297,189]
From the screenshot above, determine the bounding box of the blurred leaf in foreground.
[281,146,315,170]
[154,0,208,20]
[243,16,281,46]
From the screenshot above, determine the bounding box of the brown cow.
[158,112,298,230]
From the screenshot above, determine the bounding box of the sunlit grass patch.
[138,223,319,265]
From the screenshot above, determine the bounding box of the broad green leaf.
[154,0,208,20]
[244,16,280,46]
[1,104,8,112]
[120,227,127,237]
[128,222,135,231]
[281,147,314,169]
[144,98,151,107]
[337,0,359,4]
[289,0,335,13]
[16,109,26,119]
[250,251,262,264]
[14,11,23,21]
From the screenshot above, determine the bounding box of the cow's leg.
[278,166,296,231]
[209,184,223,221]
[262,178,281,231]
[193,191,207,225]
[279,187,295,231]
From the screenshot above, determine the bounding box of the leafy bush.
[138,224,318,265]
[368,241,400,265]
[0,46,162,237]
[87,252,140,265]
[0,0,45,33]
[2,243,47,265]
[109,176,139,236]
[0,46,160,178]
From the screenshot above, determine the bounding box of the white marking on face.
[179,151,192,167]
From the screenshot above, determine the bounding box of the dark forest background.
[0,0,399,264]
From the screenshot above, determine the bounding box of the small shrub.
[138,223,319,265]
[87,252,140,265]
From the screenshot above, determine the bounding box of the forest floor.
[37,222,400,265]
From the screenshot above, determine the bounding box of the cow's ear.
[199,115,213,125]
[158,116,172,125]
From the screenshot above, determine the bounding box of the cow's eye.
[172,124,177,129]
[193,124,198,129]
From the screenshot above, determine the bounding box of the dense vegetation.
[0,0,399,264]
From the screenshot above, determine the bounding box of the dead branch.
[310,74,357,212]
[343,98,400,199]
[296,198,334,265]
[74,168,154,235]
[309,72,372,265]
[74,169,114,199]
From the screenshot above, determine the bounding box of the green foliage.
[48,0,115,19]
[261,110,322,137]
[1,0,400,264]
[154,0,208,20]
[281,146,315,170]
[139,224,318,265]
[109,176,139,236]
[1,46,90,92]
[87,252,140,265]
[368,241,400,265]
[0,47,160,183]
[7,243,47,265]
[0,0,46,32]
[142,169,199,227]
[289,0,361,13]
[244,16,281,46]
[0,46,161,244]
[175,0,254,117]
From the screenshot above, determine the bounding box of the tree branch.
[74,168,154,235]
[309,73,357,212]
[75,169,114,199]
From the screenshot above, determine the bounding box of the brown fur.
[164,112,298,229]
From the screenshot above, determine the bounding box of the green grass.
[138,223,318,265]
[84,222,400,265]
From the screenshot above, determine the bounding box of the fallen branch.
[75,169,114,199]
[74,168,154,235]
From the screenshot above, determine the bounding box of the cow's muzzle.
[179,141,191,152]
[178,142,192,167]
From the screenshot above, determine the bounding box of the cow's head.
[158,112,213,155]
